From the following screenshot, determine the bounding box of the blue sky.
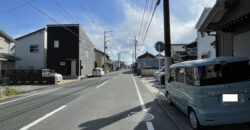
[0,0,216,64]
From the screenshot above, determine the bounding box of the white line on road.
[96,81,108,88]
[0,86,63,106]
[20,105,66,130]
[146,122,154,130]
[132,75,147,111]
[0,79,92,106]
[112,75,119,79]
[132,75,155,130]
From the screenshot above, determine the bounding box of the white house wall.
[196,8,216,59]
[197,33,216,59]
[15,30,46,69]
[0,37,10,54]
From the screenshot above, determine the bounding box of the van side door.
[180,67,195,113]
[167,68,178,103]
[174,67,186,112]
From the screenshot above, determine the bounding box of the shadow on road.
[78,102,159,130]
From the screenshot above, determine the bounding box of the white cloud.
[82,0,216,64]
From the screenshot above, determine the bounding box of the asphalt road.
[0,70,178,130]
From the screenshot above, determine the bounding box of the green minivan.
[165,56,250,129]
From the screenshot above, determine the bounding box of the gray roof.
[15,28,46,40]
[0,53,21,61]
[171,56,249,68]
[0,29,15,43]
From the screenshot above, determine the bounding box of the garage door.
[233,31,250,60]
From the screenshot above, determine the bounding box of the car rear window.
[199,61,250,85]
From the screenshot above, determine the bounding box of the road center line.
[112,75,119,79]
[20,105,66,130]
[96,81,108,88]
[132,75,155,130]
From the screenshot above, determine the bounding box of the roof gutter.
[199,0,237,33]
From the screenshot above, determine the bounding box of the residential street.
[0,70,178,130]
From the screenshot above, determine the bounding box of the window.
[176,67,184,83]
[199,61,250,85]
[170,68,176,81]
[185,67,194,85]
[85,51,89,57]
[30,45,39,53]
[54,40,59,48]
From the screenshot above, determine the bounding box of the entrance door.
[71,60,76,76]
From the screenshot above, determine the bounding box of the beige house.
[0,29,20,75]
[199,0,250,60]
[94,49,113,73]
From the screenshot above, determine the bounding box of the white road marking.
[20,105,66,130]
[96,81,108,88]
[132,75,155,130]
[0,79,90,106]
[132,76,147,111]
[112,75,119,79]
[0,86,63,106]
[146,122,154,130]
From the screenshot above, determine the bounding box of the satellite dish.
[155,41,165,52]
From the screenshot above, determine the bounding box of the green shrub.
[7,88,19,95]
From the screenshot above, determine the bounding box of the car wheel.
[189,110,200,130]
[165,92,172,105]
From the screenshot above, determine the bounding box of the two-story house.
[15,24,95,78]
[94,49,113,73]
[0,29,20,75]
[199,0,250,60]
[195,8,216,59]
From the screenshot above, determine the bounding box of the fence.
[0,70,56,85]
[0,77,9,86]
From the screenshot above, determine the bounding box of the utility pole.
[103,30,112,73]
[163,0,171,79]
[118,53,121,70]
[104,31,107,73]
[134,36,137,61]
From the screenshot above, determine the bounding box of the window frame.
[176,67,185,83]
[54,40,59,48]
[30,45,39,53]
[185,67,194,86]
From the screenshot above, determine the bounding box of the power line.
[76,0,96,24]
[24,0,80,38]
[137,0,148,43]
[51,0,78,23]
[0,0,37,15]
[25,0,105,50]
[138,0,155,44]
[46,0,75,23]
[137,0,161,55]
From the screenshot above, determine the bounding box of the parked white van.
[165,56,250,129]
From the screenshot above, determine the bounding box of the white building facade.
[195,8,216,59]
[15,28,47,69]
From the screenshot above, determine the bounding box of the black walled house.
[47,24,95,78]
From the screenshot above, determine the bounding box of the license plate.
[222,94,238,102]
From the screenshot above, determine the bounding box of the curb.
[155,98,183,130]
[139,77,188,130]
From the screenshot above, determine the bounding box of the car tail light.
[194,67,200,86]
[194,67,199,80]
